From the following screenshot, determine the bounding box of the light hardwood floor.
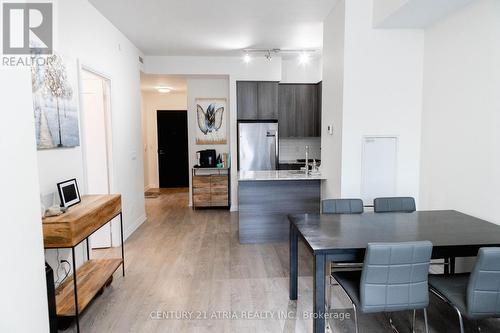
[66,189,500,333]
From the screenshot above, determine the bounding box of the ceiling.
[88,0,338,56]
[375,0,474,28]
[140,74,187,93]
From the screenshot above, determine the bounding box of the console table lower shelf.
[56,258,123,317]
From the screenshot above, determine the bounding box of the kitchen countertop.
[239,170,326,181]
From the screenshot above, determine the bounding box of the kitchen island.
[238,170,326,243]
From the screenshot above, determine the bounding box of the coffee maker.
[197,149,216,168]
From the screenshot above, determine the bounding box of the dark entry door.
[157,111,189,188]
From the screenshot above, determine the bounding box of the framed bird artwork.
[195,98,227,144]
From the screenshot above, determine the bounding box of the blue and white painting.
[32,54,80,149]
[195,98,227,145]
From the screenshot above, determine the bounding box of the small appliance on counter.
[197,149,217,168]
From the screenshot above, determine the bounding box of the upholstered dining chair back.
[373,197,416,213]
[360,241,432,313]
[467,247,500,318]
[322,199,364,214]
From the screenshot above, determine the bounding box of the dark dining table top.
[289,210,500,254]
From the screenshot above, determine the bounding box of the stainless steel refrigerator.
[238,122,279,171]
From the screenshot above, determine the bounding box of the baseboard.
[124,213,147,241]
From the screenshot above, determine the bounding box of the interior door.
[361,136,398,205]
[157,111,189,187]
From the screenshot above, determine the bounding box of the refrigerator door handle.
[274,129,279,169]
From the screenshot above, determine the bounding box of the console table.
[42,194,125,333]
[192,168,230,208]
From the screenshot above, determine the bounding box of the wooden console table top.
[42,194,121,248]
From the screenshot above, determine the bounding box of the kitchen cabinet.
[237,81,278,120]
[278,83,321,137]
[278,84,296,137]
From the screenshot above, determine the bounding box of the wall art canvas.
[31,53,80,149]
[195,98,227,145]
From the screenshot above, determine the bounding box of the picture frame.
[57,178,81,208]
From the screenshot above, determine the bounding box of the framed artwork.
[31,53,80,149]
[57,178,81,208]
[195,98,227,145]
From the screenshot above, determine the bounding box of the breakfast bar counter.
[238,170,325,243]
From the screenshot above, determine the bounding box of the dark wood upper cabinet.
[237,81,258,120]
[278,83,321,137]
[237,81,278,120]
[257,82,278,119]
[278,84,296,138]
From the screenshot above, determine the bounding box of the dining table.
[288,210,500,333]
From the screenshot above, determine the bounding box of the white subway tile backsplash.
[279,137,321,162]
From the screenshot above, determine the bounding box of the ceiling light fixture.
[156,87,171,93]
[242,48,317,62]
[298,52,310,65]
[243,53,251,64]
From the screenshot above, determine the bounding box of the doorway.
[157,111,189,188]
[81,68,115,248]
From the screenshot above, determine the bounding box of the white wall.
[320,0,346,199]
[141,91,187,189]
[419,0,500,225]
[186,77,230,205]
[40,0,146,271]
[281,56,322,83]
[339,0,424,203]
[0,69,49,333]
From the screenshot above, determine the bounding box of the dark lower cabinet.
[238,180,321,243]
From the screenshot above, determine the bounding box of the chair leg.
[352,302,359,333]
[412,309,416,333]
[423,308,429,333]
[388,314,401,333]
[473,320,483,332]
[453,306,465,333]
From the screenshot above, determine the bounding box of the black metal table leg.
[313,253,326,333]
[450,257,456,274]
[120,212,125,276]
[86,238,90,261]
[71,247,80,333]
[289,223,298,300]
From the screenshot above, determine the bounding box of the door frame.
[78,64,115,195]
[78,64,115,248]
[156,110,189,188]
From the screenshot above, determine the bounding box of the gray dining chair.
[429,247,500,333]
[322,199,365,310]
[332,241,433,333]
[322,198,364,214]
[374,197,416,213]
